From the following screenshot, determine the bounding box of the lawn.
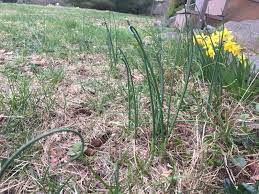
[0,3,258,193]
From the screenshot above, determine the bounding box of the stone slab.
[226,0,259,21]
[225,20,259,53]
[195,0,228,16]
[174,14,187,28]
[225,20,259,72]
[249,55,259,72]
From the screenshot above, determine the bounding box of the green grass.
[0,3,153,58]
[0,3,258,194]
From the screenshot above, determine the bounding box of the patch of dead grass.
[0,48,258,193]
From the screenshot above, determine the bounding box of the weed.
[0,64,64,132]
[120,49,139,135]
[121,24,194,154]
[105,19,119,73]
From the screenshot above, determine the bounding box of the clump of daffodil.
[193,33,207,46]
[194,28,245,60]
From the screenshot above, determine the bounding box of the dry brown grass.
[0,49,258,193]
[0,6,258,191]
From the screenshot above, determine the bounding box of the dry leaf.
[251,175,259,182]
[5,51,13,55]
[161,169,173,178]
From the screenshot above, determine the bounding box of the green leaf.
[240,114,250,121]
[239,183,256,193]
[224,178,238,194]
[232,156,247,168]
[68,141,86,157]
[255,103,259,113]
[0,159,7,171]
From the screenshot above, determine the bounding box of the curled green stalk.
[0,128,85,179]
[104,18,118,70]
[128,25,164,151]
[120,48,139,135]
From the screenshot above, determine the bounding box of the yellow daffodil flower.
[194,28,244,60]
[193,33,206,46]
[224,41,242,57]
[206,46,215,59]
